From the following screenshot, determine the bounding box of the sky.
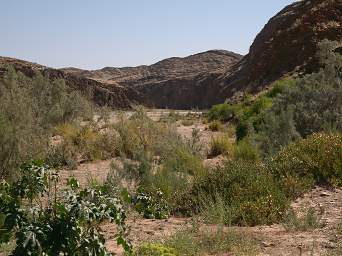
[1,0,294,69]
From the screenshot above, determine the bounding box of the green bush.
[182,161,289,226]
[254,40,342,155]
[233,139,260,162]
[271,133,342,198]
[48,123,119,168]
[208,103,238,122]
[208,135,233,158]
[149,146,206,209]
[0,68,93,179]
[134,188,170,219]
[265,78,295,98]
[208,120,222,131]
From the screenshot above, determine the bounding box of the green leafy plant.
[0,161,132,255]
[133,188,170,219]
[254,40,342,155]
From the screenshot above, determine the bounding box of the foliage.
[282,207,324,232]
[208,120,222,131]
[181,161,289,226]
[0,68,93,179]
[208,77,294,143]
[255,40,342,155]
[164,225,260,256]
[271,133,342,198]
[208,135,233,158]
[149,144,207,211]
[208,103,238,122]
[0,161,131,255]
[233,139,260,162]
[135,243,176,256]
[48,123,118,168]
[133,188,170,219]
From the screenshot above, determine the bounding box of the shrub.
[208,135,233,158]
[149,146,206,209]
[233,139,260,162]
[271,133,342,198]
[0,68,94,179]
[49,123,119,168]
[182,161,289,226]
[165,225,260,256]
[133,188,170,219]
[282,207,324,232]
[181,119,194,126]
[208,103,238,122]
[254,106,300,156]
[265,77,295,98]
[254,41,342,155]
[208,120,222,131]
[114,109,180,160]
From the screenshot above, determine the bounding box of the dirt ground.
[56,110,342,255]
[98,187,342,256]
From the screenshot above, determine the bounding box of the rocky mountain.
[60,50,242,108]
[61,50,242,86]
[139,0,341,108]
[0,57,144,108]
[214,0,342,102]
[1,0,341,109]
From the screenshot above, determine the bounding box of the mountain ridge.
[1,0,341,109]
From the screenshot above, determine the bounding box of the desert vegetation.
[1,40,342,255]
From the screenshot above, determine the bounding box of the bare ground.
[56,111,342,255]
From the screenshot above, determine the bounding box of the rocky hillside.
[142,0,341,108]
[216,0,342,101]
[62,0,341,109]
[61,50,242,86]
[1,0,341,109]
[0,57,144,109]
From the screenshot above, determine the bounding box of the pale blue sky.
[1,0,294,69]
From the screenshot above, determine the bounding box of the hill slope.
[61,50,242,86]
[1,0,341,109]
[215,0,342,101]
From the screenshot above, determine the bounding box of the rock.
[262,241,275,247]
[320,191,332,197]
